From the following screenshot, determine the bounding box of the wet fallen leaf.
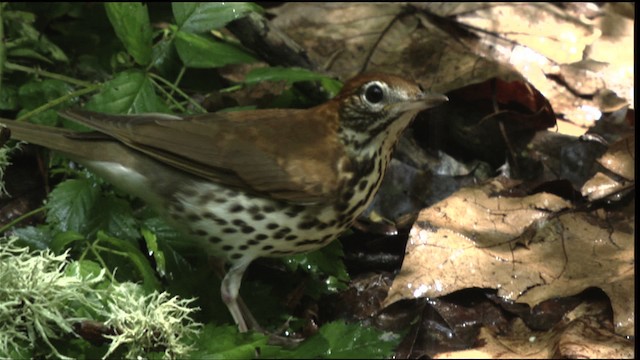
[384,177,634,336]
[433,300,634,359]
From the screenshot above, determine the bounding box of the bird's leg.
[213,258,260,333]
[221,261,250,332]
[211,258,302,346]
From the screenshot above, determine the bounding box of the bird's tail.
[0,118,88,155]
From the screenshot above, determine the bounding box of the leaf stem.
[0,207,46,234]
[4,62,94,88]
[148,72,206,113]
[16,84,101,121]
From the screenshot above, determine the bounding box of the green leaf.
[65,259,105,280]
[104,2,152,66]
[141,227,167,278]
[87,195,139,241]
[174,30,256,68]
[18,79,75,111]
[284,241,350,295]
[86,70,169,114]
[2,9,69,63]
[97,231,162,292]
[11,225,54,250]
[284,321,401,359]
[244,67,343,98]
[244,66,332,84]
[51,231,85,254]
[173,2,262,33]
[45,179,100,234]
[189,324,280,359]
[0,85,19,110]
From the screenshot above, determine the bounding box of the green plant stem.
[169,65,186,97]
[149,77,187,113]
[0,207,46,234]
[4,62,93,88]
[148,72,206,113]
[86,242,116,283]
[16,84,101,121]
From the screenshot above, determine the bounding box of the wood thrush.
[0,73,447,332]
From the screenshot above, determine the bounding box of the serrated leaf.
[104,2,152,65]
[284,321,401,359]
[11,225,54,250]
[87,195,139,241]
[86,70,169,114]
[46,179,100,234]
[173,2,262,33]
[18,79,75,111]
[174,30,256,68]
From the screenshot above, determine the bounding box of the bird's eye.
[364,83,384,104]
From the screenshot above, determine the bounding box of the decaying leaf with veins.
[384,177,634,336]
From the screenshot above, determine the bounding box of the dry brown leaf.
[434,301,634,359]
[270,2,524,93]
[581,134,635,201]
[598,134,635,181]
[384,177,634,336]
[270,3,633,132]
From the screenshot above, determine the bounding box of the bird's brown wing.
[59,109,345,204]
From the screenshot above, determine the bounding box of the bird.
[0,72,447,332]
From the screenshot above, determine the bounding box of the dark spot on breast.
[241,226,255,234]
[231,253,243,259]
[298,219,318,230]
[274,227,291,237]
[266,223,279,230]
[232,219,247,227]
[247,240,259,245]
[262,205,276,213]
[171,202,185,213]
[192,229,207,236]
[252,213,265,221]
[341,188,355,202]
[262,245,274,250]
[187,213,201,221]
[321,234,334,242]
[285,205,305,217]
[334,202,349,212]
[248,206,260,214]
[223,227,238,234]
[255,234,269,241]
[222,245,233,251]
[229,204,244,213]
[198,193,215,205]
[209,236,222,243]
[285,234,298,241]
[180,188,197,197]
[238,245,249,250]
[358,180,368,191]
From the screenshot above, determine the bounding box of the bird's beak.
[400,93,448,112]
